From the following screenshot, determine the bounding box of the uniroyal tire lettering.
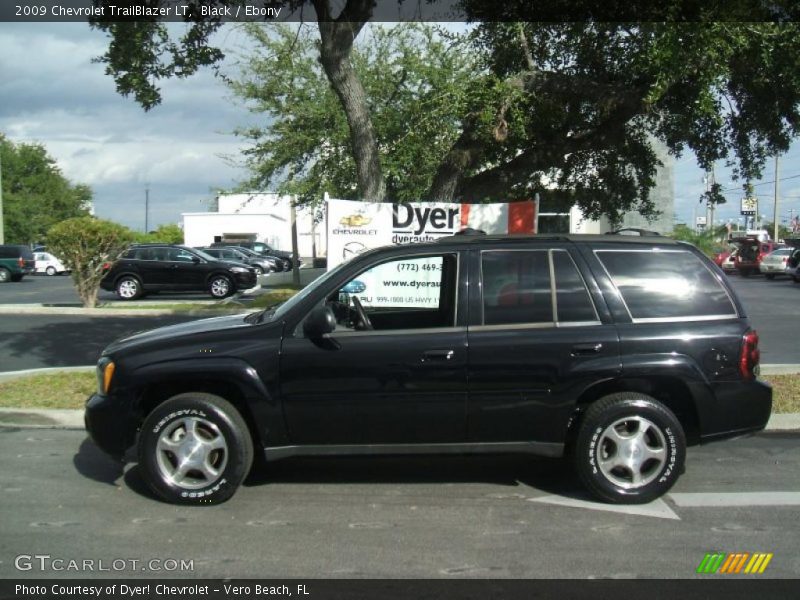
[152,409,208,433]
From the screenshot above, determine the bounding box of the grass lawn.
[1,370,798,414]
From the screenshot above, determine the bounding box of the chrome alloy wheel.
[117,279,139,299]
[210,277,230,297]
[596,416,667,489]
[155,417,228,490]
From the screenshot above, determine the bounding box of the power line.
[719,173,800,192]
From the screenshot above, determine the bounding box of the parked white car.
[33,252,69,276]
[758,247,792,279]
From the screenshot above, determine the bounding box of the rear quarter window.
[595,249,737,321]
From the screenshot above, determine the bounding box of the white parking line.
[670,492,800,507]
[529,495,681,520]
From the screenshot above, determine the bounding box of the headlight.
[96,359,115,394]
[230,266,248,273]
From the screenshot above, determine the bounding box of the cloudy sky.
[2,21,800,233]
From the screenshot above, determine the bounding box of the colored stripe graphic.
[744,553,773,574]
[459,203,470,229]
[697,552,773,574]
[697,553,726,574]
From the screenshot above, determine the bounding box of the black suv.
[86,235,771,505]
[100,244,257,300]
[0,244,35,282]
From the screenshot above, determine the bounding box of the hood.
[265,249,292,259]
[213,259,253,270]
[103,313,256,356]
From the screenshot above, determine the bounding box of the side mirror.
[303,305,336,338]
[191,256,201,264]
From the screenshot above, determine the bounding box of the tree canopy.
[0,135,92,244]
[90,1,800,221]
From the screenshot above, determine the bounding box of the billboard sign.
[327,199,537,308]
[741,197,758,216]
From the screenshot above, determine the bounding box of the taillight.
[102,262,111,270]
[18,257,24,267]
[739,330,760,380]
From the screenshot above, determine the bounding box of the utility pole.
[0,148,4,244]
[773,155,780,241]
[144,184,150,233]
[290,196,300,288]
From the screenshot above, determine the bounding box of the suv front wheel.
[208,274,233,299]
[574,392,686,504]
[138,393,254,505]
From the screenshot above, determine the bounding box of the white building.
[182,193,325,258]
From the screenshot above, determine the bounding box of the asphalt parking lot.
[0,429,798,579]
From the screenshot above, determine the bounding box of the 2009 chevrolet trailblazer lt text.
[85,234,772,505]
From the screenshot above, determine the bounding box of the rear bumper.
[700,379,772,443]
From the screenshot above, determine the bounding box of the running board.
[263,441,564,461]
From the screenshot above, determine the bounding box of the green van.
[0,244,36,282]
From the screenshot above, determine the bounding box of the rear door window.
[595,249,737,321]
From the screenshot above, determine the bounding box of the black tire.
[208,274,233,299]
[574,392,686,504]
[115,275,142,300]
[0,268,11,283]
[10,274,23,282]
[253,265,264,276]
[46,266,57,276]
[765,274,775,280]
[138,393,254,505]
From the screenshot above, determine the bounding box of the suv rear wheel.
[138,393,254,505]
[574,392,685,504]
[116,276,142,300]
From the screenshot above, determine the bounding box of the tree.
[46,217,133,308]
[91,3,800,221]
[132,223,185,244]
[228,23,479,204]
[0,135,92,244]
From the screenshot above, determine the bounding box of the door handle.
[421,349,455,362]
[571,343,603,356]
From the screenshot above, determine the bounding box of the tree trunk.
[315,0,385,201]
[426,120,485,201]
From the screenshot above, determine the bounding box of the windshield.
[271,262,351,320]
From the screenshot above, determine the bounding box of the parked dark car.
[100,244,257,300]
[0,244,35,282]
[198,246,275,275]
[211,241,299,270]
[86,234,771,505]
[218,245,282,273]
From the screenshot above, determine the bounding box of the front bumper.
[233,271,258,289]
[84,393,140,459]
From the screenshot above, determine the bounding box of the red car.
[734,239,781,277]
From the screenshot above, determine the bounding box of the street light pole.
[144,184,150,233]
[0,148,4,244]
[773,155,780,241]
